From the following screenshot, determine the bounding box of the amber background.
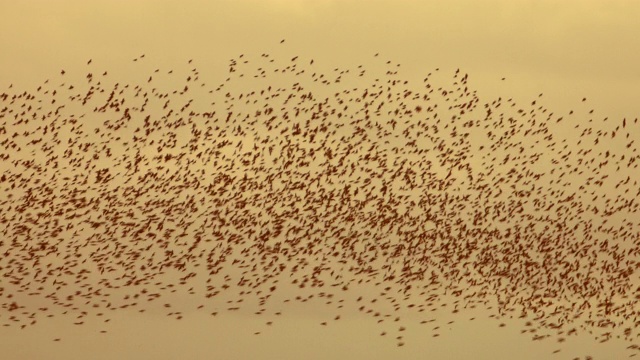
[1,0,639,359]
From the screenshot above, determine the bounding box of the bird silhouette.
[0,51,638,359]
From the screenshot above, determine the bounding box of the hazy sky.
[2,0,640,110]
[2,1,640,359]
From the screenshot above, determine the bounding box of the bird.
[0,50,637,360]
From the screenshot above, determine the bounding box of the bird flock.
[1,48,640,358]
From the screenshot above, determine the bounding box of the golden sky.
[2,0,640,359]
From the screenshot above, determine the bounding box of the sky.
[1,0,640,359]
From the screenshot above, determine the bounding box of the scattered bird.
[0,51,638,360]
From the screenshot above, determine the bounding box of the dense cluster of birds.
[1,47,640,358]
